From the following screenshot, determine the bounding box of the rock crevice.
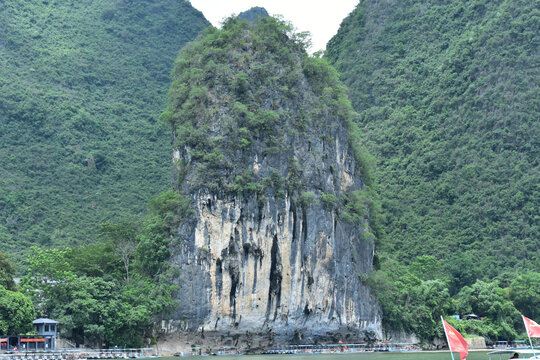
[163,17,381,343]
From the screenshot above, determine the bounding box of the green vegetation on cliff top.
[0,0,209,267]
[163,16,380,238]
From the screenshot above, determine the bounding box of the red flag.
[523,315,540,338]
[442,318,469,360]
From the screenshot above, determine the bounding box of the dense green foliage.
[0,286,35,335]
[2,0,537,344]
[327,0,539,340]
[19,190,190,346]
[163,17,378,236]
[0,0,209,268]
[368,256,452,340]
[0,251,17,291]
[369,255,538,341]
[509,273,540,320]
[0,252,35,335]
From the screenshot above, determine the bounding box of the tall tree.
[100,220,139,284]
[0,251,17,291]
[509,272,540,320]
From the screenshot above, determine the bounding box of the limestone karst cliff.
[161,17,381,346]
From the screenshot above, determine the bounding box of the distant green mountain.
[0,0,209,268]
[238,7,269,23]
[327,0,539,285]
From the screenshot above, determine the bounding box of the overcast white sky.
[189,0,359,53]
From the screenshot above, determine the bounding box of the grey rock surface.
[168,126,381,343]
[163,20,382,346]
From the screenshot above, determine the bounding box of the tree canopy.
[327,0,539,340]
[0,251,17,291]
[0,0,209,268]
[19,191,189,347]
[0,287,35,335]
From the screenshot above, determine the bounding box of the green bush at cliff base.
[19,190,190,347]
[369,255,537,341]
[0,252,35,335]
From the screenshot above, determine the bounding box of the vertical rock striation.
[163,16,381,344]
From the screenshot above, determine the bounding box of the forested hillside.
[1,0,538,345]
[327,0,539,339]
[0,0,209,267]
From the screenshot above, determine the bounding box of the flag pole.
[523,315,537,357]
[441,316,456,360]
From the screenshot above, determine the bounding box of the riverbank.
[164,351,494,359]
[0,348,155,360]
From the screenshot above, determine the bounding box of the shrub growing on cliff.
[148,190,193,227]
[321,192,339,211]
[341,190,368,227]
[164,16,380,240]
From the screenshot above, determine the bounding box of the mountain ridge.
[0,0,210,267]
[326,0,539,338]
[327,0,539,278]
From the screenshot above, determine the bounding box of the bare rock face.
[162,17,381,346]
[237,7,269,23]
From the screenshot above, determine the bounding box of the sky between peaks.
[189,0,359,53]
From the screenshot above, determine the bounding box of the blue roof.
[33,318,59,324]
